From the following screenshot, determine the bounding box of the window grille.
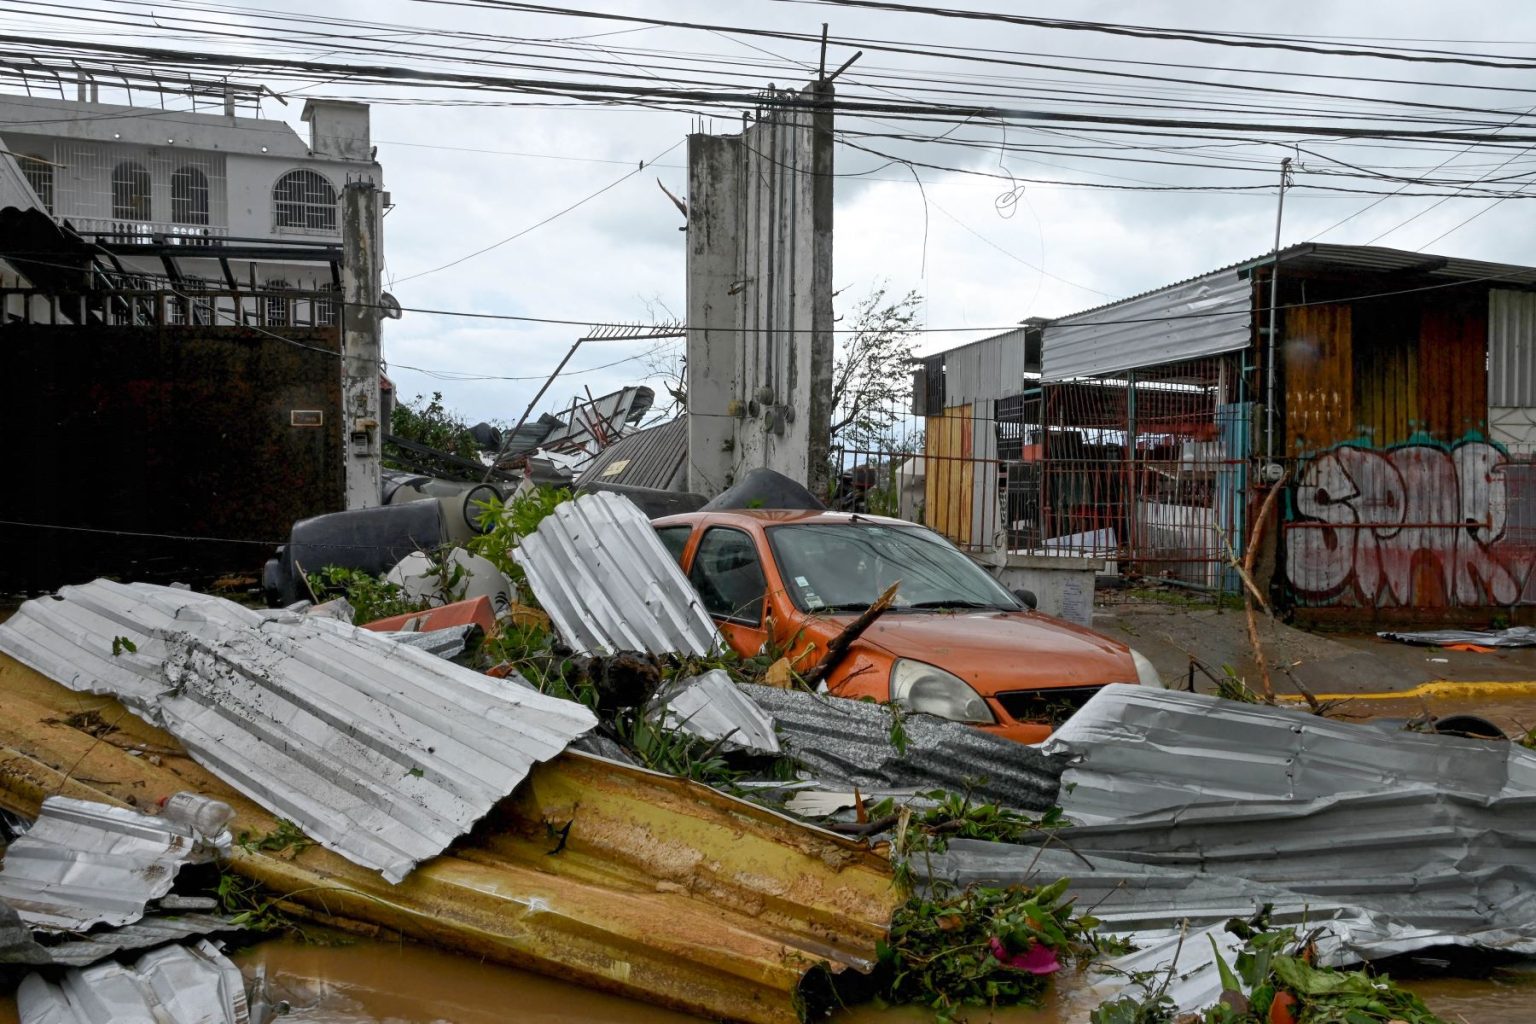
[273,169,337,231]
[263,278,292,327]
[111,161,152,221]
[171,166,210,225]
[18,154,54,214]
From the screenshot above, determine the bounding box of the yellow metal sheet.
[0,654,897,1024]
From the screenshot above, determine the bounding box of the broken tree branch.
[802,582,901,688]
[1240,473,1288,703]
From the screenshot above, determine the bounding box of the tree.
[830,283,922,454]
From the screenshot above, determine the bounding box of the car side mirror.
[1011,588,1038,610]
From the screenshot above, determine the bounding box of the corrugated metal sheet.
[16,939,248,1024]
[1042,683,1536,823]
[0,796,224,933]
[0,660,899,1024]
[940,331,1029,406]
[41,914,244,969]
[930,683,1536,1012]
[0,581,597,884]
[741,683,1064,811]
[1040,269,1251,381]
[1490,289,1536,408]
[649,670,781,756]
[515,491,721,656]
[579,415,690,491]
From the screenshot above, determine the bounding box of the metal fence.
[828,355,1249,588]
[1,283,338,329]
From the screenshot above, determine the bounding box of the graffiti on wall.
[1286,438,1536,608]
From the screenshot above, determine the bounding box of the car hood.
[855,609,1136,694]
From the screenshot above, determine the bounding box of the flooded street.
[5,934,1529,1023]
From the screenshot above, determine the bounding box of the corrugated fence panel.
[1420,293,1488,443]
[1040,270,1251,381]
[1284,302,1353,455]
[942,332,1027,406]
[1489,289,1536,408]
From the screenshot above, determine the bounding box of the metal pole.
[481,338,583,483]
[1264,157,1292,469]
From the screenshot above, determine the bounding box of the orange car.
[652,508,1160,744]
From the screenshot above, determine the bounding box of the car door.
[686,526,770,656]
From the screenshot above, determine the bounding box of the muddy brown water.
[2,692,1532,1022]
[2,935,1528,1023]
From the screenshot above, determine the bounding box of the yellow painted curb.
[1276,680,1536,702]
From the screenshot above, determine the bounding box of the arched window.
[111,161,152,221]
[272,169,337,231]
[19,155,53,214]
[171,166,209,225]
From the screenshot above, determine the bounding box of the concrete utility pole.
[341,180,383,509]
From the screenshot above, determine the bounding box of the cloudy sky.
[8,1,1536,425]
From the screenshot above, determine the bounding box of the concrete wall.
[685,82,834,497]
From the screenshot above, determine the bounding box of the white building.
[0,75,383,319]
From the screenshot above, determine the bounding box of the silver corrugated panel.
[1489,289,1536,408]
[740,684,1064,811]
[0,796,224,933]
[930,685,1536,1012]
[1042,684,1536,823]
[43,914,243,969]
[1041,269,1251,382]
[17,939,248,1024]
[0,581,597,884]
[940,332,1028,406]
[515,491,721,656]
[579,416,690,491]
[648,670,782,756]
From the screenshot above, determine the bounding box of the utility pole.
[341,180,383,509]
[1263,156,1293,476]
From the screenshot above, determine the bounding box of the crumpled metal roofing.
[649,670,781,756]
[0,580,597,884]
[1041,683,1536,823]
[927,685,1536,1012]
[741,684,1064,811]
[1379,625,1536,648]
[0,796,224,933]
[514,491,721,656]
[17,939,249,1024]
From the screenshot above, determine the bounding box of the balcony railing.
[68,218,232,245]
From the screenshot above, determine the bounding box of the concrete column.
[686,133,744,496]
[341,180,383,509]
[806,79,835,497]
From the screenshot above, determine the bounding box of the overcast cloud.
[9,0,1536,424]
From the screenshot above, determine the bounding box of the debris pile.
[0,488,1522,1023]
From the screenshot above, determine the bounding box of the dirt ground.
[1097,588,1536,692]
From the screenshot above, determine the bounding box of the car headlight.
[1129,647,1162,688]
[890,659,996,723]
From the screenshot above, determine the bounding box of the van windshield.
[765,522,1020,614]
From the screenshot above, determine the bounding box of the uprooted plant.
[877,877,1124,1024]
[467,485,573,605]
[1089,908,1446,1024]
[304,564,433,624]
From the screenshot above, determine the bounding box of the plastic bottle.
[159,792,235,837]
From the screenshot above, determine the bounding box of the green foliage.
[831,283,922,453]
[467,486,573,604]
[215,872,289,931]
[1090,912,1447,1024]
[237,818,316,857]
[387,391,479,461]
[111,636,137,657]
[1214,665,1264,705]
[878,880,1105,1023]
[305,565,432,624]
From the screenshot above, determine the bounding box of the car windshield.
[766,522,1020,614]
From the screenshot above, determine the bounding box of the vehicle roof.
[652,508,918,530]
